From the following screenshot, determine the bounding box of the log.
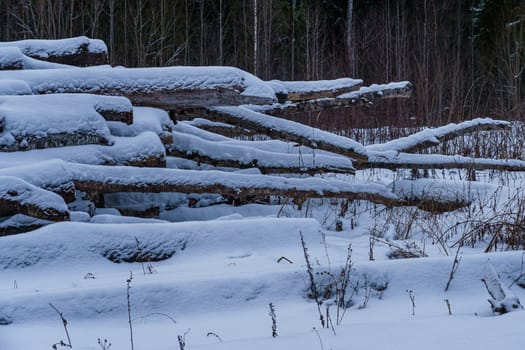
[168,131,356,175]
[0,176,69,221]
[0,160,479,212]
[259,81,412,117]
[481,260,523,314]
[0,132,166,169]
[358,151,525,172]
[269,78,363,102]
[0,66,277,107]
[203,106,369,161]
[366,118,511,153]
[0,36,108,66]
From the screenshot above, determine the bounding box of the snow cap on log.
[0,47,24,70]
[0,79,32,95]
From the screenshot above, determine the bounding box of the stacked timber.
[0,36,521,235]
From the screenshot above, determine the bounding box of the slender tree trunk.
[347,0,354,76]
[254,0,258,75]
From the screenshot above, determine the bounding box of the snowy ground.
[1,170,524,349]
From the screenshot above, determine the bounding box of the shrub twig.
[49,303,72,349]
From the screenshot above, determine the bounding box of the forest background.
[0,0,523,129]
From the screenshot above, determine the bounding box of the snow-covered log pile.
[0,36,523,235]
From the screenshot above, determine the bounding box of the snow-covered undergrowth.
[1,186,525,349]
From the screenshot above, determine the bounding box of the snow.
[109,107,173,141]
[0,36,107,58]
[0,175,68,215]
[175,121,233,141]
[0,218,524,349]
[89,214,168,224]
[0,79,32,95]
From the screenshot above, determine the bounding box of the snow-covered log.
[0,160,488,212]
[202,106,369,161]
[392,179,494,212]
[0,46,73,70]
[366,118,511,153]
[0,66,277,107]
[481,261,523,314]
[359,151,525,172]
[0,176,69,222]
[0,132,166,169]
[0,94,133,124]
[176,117,259,139]
[258,81,412,117]
[0,36,108,66]
[0,160,398,206]
[167,131,356,175]
[0,95,115,151]
[269,78,363,102]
